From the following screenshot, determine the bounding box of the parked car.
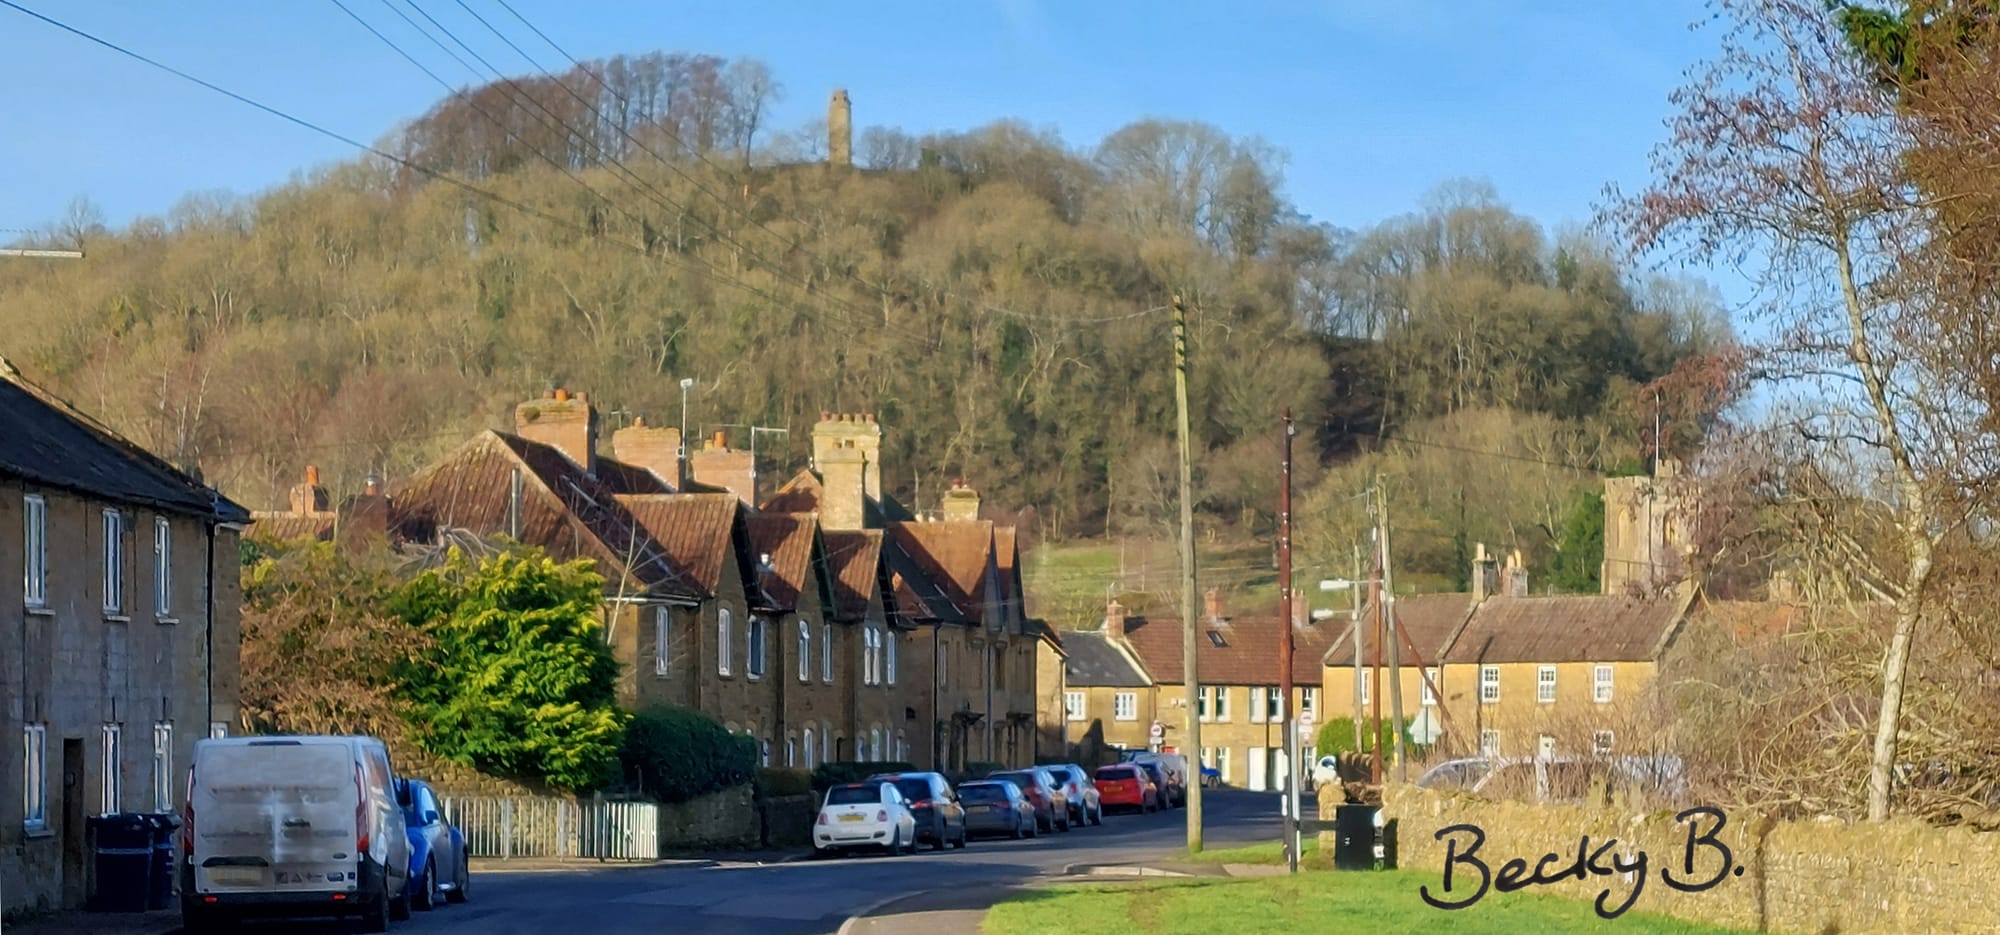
[396,777,469,910]
[1132,760,1176,809]
[814,780,919,856]
[956,779,1037,839]
[867,771,968,851]
[180,735,412,933]
[1415,757,1491,792]
[986,768,1069,832]
[1093,763,1159,814]
[1120,751,1188,805]
[1050,764,1104,826]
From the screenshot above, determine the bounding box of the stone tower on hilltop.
[829,88,852,168]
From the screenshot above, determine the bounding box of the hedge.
[618,705,757,804]
[758,767,813,798]
[810,761,919,792]
[1315,717,1396,757]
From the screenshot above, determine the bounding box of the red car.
[1093,763,1160,814]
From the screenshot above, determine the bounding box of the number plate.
[968,805,991,812]
[838,813,865,823]
[207,867,263,887]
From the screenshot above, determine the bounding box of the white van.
[179,735,412,933]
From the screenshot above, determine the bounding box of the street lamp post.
[678,377,695,485]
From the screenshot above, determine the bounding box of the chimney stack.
[1471,542,1500,601]
[1292,588,1308,629]
[1204,587,1223,625]
[611,417,683,488]
[1105,599,1127,640]
[941,478,981,522]
[817,441,868,531]
[812,412,883,517]
[689,437,757,507]
[288,465,330,515]
[514,388,598,475]
[1504,549,1528,597]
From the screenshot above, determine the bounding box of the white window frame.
[1215,746,1231,783]
[747,616,767,679]
[939,641,948,689]
[23,723,47,831]
[1114,691,1137,721]
[760,740,771,767]
[1537,665,1557,704]
[101,723,122,815]
[798,620,812,682]
[1479,729,1500,757]
[1421,667,1438,706]
[786,737,797,767]
[1593,730,1615,756]
[152,721,174,811]
[1594,665,1614,704]
[869,728,882,761]
[1267,686,1282,722]
[1249,686,1266,723]
[822,621,834,684]
[24,494,47,608]
[153,516,173,618]
[864,626,880,686]
[802,728,816,768]
[717,609,733,677]
[1480,665,1501,704]
[1359,667,1372,706]
[1300,686,1317,721]
[886,628,898,685]
[1196,685,1210,722]
[1214,686,1231,721]
[102,509,124,614]
[1064,691,1085,721]
[654,607,671,676]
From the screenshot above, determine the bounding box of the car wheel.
[1092,804,1104,826]
[953,824,968,849]
[414,858,437,911]
[886,828,901,856]
[448,851,469,904]
[931,820,947,851]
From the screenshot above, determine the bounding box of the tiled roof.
[822,529,885,622]
[595,457,674,495]
[1323,593,1476,668]
[1120,609,1340,686]
[1062,630,1150,687]
[246,513,334,544]
[882,533,965,624]
[0,367,249,521]
[746,512,818,612]
[887,521,995,624]
[388,431,701,600]
[615,493,746,597]
[761,468,915,526]
[1440,591,1694,665]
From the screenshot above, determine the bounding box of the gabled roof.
[822,529,886,623]
[883,533,965,624]
[1323,593,1477,668]
[388,431,700,601]
[746,512,823,613]
[246,513,334,544]
[1121,609,1339,686]
[1062,630,1150,688]
[0,364,249,522]
[616,493,753,600]
[887,520,995,624]
[761,467,917,527]
[594,457,676,495]
[1440,590,1695,665]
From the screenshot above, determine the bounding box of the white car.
[813,780,919,856]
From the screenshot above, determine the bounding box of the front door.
[61,738,85,908]
[1247,747,1267,792]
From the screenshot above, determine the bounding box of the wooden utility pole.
[1381,482,1407,781]
[1369,477,1385,785]
[1351,544,1363,752]
[1278,407,1297,873]
[1173,295,1203,851]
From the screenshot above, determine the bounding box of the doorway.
[61,738,85,909]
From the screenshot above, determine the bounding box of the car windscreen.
[959,784,1008,802]
[1095,766,1135,780]
[825,785,880,806]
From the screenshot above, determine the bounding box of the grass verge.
[1180,839,1324,868]
[983,870,1754,935]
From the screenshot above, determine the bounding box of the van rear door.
[190,739,362,894]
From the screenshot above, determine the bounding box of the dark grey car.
[957,780,1036,839]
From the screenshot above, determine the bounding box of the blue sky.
[0,0,1740,306]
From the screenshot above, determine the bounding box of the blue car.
[396,777,470,910]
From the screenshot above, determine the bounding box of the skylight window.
[1206,630,1227,648]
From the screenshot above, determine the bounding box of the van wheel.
[389,875,412,921]
[361,889,390,933]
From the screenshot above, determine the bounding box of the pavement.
[3,789,1286,935]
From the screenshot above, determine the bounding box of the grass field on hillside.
[982,870,1753,935]
[1023,538,1284,627]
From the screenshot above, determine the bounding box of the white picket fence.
[439,796,660,861]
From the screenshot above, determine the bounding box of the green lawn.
[1179,839,1325,869]
[1025,538,1282,627]
[982,870,1753,935]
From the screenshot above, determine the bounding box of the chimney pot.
[544,389,557,399]
[554,388,570,402]
[305,465,320,487]
[712,430,727,448]
[363,472,383,497]
[633,416,645,428]
[820,411,831,421]
[1204,587,1223,624]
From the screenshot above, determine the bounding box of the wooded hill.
[0,51,1733,588]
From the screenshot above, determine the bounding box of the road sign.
[1408,707,1443,745]
[1149,720,1165,741]
[1298,710,1316,735]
